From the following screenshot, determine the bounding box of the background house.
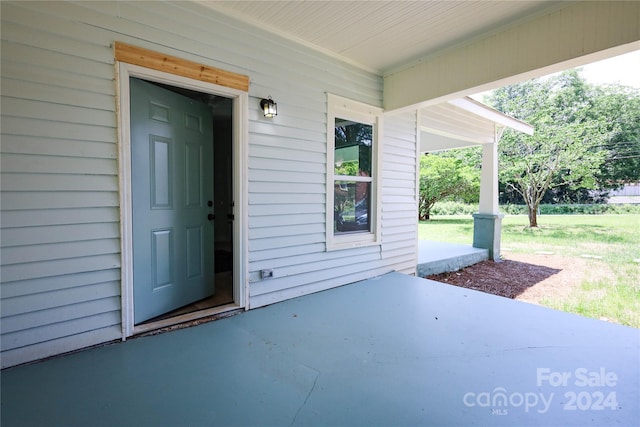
[1,1,638,369]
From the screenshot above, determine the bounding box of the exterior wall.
[609,183,640,197]
[0,1,418,367]
[380,112,419,272]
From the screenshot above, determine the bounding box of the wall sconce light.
[260,96,277,118]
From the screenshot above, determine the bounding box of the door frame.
[116,62,249,338]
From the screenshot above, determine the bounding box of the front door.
[130,77,215,324]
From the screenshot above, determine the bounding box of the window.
[326,94,382,250]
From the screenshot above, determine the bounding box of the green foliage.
[588,85,640,187]
[440,74,639,210]
[430,201,478,216]
[425,202,640,216]
[435,147,482,204]
[500,203,640,215]
[490,70,609,227]
[418,154,479,220]
[334,161,358,176]
[419,215,640,327]
[544,280,640,329]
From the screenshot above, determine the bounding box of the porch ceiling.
[203,1,539,152]
[203,0,559,74]
[205,1,639,113]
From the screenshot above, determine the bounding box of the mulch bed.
[426,259,562,299]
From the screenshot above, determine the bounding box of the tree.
[418,153,479,220]
[435,147,482,204]
[489,71,607,227]
[589,85,640,188]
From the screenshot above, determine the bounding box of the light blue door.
[130,78,215,324]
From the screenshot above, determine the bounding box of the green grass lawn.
[419,214,640,327]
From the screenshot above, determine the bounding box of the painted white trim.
[233,90,251,310]
[325,94,383,251]
[478,141,500,215]
[116,62,135,338]
[116,62,249,338]
[414,108,422,273]
[448,97,534,135]
[420,125,487,145]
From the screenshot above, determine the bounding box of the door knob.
[208,213,215,221]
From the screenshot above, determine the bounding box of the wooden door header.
[114,42,249,92]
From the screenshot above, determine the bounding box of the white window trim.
[326,93,383,251]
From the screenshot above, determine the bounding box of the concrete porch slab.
[418,240,489,276]
[1,272,638,426]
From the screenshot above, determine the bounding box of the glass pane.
[334,180,371,233]
[334,118,372,176]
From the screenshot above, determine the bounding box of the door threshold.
[133,303,242,336]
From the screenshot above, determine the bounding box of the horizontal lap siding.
[380,112,419,274]
[0,1,124,367]
[249,111,419,307]
[229,3,398,305]
[0,1,416,366]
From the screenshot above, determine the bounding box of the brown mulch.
[427,259,561,298]
[425,252,601,302]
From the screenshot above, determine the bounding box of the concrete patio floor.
[1,272,638,426]
[417,240,489,276]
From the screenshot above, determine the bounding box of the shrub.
[429,203,640,216]
[501,204,640,215]
[430,201,479,216]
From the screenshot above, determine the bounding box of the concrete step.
[417,241,489,277]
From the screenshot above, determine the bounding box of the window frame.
[326,93,383,250]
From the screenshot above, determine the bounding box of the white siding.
[0,1,418,367]
[380,112,420,273]
[0,1,123,368]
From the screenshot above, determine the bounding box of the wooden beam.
[114,42,249,92]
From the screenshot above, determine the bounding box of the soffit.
[198,1,538,153]
[202,0,558,74]
[420,97,534,152]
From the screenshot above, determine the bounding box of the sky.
[579,50,640,88]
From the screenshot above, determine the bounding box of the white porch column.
[473,132,503,261]
[479,141,499,215]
